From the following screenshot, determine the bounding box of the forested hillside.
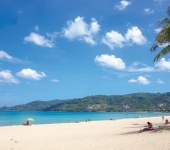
[1,92,170,112]
[0,99,64,111]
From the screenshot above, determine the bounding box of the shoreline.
[0,116,170,150]
[0,114,166,127]
[0,112,170,127]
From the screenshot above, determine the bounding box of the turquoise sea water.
[0,111,169,126]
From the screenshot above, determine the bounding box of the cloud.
[0,70,19,84]
[35,25,39,31]
[155,28,162,33]
[24,32,54,48]
[144,8,154,14]
[125,26,147,45]
[137,76,150,84]
[16,68,46,80]
[154,0,164,4]
[155,58,170,71]
[115,0,131,10]
[50,79,60,83]
[127,59,170,73]
[102,26,147,49]
[46,32,58,38]
[156,79,164,84]
[128,62,155,72]
[101,31,125,49]
[128,79,137,83]
[62,16,100,45]
[0,50,27,64]
[128,76,150,85]
[94,54,126,70]
[0,50,12,60]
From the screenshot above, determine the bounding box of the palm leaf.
[167,5,170,16]
[154,44,170,62]
[151,6,170,62]
[157,18,170,26]
[156,23,170,43]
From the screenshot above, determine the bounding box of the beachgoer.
[27,121,29,125]
[139,122,153,133]
[162,115,164,120]
[23,121,30,126]
[165,119,169,125]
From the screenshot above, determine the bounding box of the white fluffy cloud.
[0,70,19,84]
[137,76,150,84]
[115,0,131,10]
[24,32,54,48]
[128,76,150,85]
[101,31,125,49]
[16,68,46,80]
[144,8,154,14]
[155,58,170,71]
[94,54,126,70]
[102,26,147,49]
[0,50,12,60]
[125,26,146,45]
[62,16,100,45]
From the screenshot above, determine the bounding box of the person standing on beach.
[162,115,164,120]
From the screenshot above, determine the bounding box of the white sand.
[0,116,170,150]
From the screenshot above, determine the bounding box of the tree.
[150,5,170,62]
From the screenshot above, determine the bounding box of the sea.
[0,111,169,126]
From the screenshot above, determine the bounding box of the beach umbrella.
[27,118,34,121]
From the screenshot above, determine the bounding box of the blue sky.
[0,0,170,107]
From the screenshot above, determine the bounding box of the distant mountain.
[0,99,65,111]
[1,92,170,112]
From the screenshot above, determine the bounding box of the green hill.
[0,99,64,111]
[1,92,170,112]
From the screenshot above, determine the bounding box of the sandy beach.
[0,116,170,150]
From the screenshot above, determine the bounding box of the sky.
[0,0,170,107]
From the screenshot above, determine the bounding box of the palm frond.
[167,5,170,16]
[158,18,170,26]
[151,5,170,62]
[150,44,159,52]
[154,44,170,62]
[156,25,170,44]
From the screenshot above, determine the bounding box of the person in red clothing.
[139,122,153,133]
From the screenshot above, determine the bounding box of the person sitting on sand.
[139,122,153,133]
[26,121,29,125]
[165,119,169,125]
[23,121,30,126]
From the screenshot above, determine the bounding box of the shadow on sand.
[119,125,170,135]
